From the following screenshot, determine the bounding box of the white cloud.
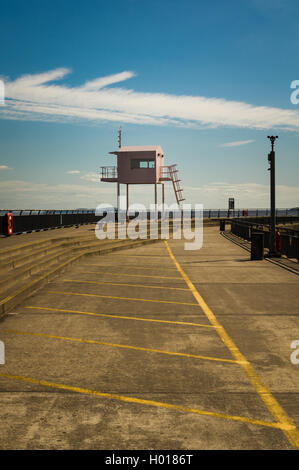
[67,170,80,174]
[220,140,255,147]
[185,182,299,208]
[0,179,115,209]
[82,71,136,91]
[0,178,298,209]
[0,178,174,209]
[0,165,13,170]
[80,172,100,182]
[1,68,299,131]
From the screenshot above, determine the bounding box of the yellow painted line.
[0,251,89,308]
[109,254,170,258]
[0,240,129,310]
[81,263,177,272]
[4,329,237,364]
[46,290,198,307]
[25,306,216,329]
[80,270,184,281]
[61,279,189,292]
[164,240,299,449]
[0,372,293,431]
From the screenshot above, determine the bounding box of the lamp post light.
[267,135,279,257]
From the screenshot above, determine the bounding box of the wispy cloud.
[1,68,299,130]
[185,182,299,207]
[0,179,115,209]
[0,165,13,170]
[0,178,298,209]
[0,178,173,209]
[80,172,100,182]
[220,140,255,147]
[67,170,80,174]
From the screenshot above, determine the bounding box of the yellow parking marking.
[79,270,184,281]
[61,279,189,292]
[0,372,294,432]
[4,329,237,364]
[109,254,170,258]
[164,240,299,449]
[46,290,198,307]
[25,306,216,329]
[81,263,177,272]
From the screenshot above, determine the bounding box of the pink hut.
[100,132,185,213]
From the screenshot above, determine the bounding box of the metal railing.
[230,219,299,260]
[1,206,298,237]
[1,208,298,219]
[100,166,117,179]
[0,210,103,236]
[204,208,299,218]
[0,209,96,216]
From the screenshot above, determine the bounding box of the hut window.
[131,159,155,169]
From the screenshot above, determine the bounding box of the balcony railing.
[159,165,173,180]
[100,166,118,179]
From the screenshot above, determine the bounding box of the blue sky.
[0,0,299,209]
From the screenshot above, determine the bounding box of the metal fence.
[203,208,299,218]
[1,208,299,218]
[0,210,102,236]
[1,207,299,237]
[230,219,299,261]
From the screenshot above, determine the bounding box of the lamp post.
[267,135,279,257]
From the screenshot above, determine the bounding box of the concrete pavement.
[0,226,298,449]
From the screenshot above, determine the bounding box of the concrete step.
[0,233,96,262]
[0,235,97,271]
[0,238,123,296]
[0,237,161,316]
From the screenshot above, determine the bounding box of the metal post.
[162,183,165,215]
[126,184,129,219]
[267,135,279,257]
[154,183,158,219]
[117,183,120,213]
[118,127,122,149]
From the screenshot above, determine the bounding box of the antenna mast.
[118,127,122,149]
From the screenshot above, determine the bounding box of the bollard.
[220,220,225,232]
[251,231,264,260]
[275,231,281,254]
[295,237,299,263]
[5,212,13,236]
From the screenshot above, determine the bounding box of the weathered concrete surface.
[0,226,298,449]
[0,224,98,249]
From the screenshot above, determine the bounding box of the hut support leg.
[117,183,120,213]
[126,184,129,219]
